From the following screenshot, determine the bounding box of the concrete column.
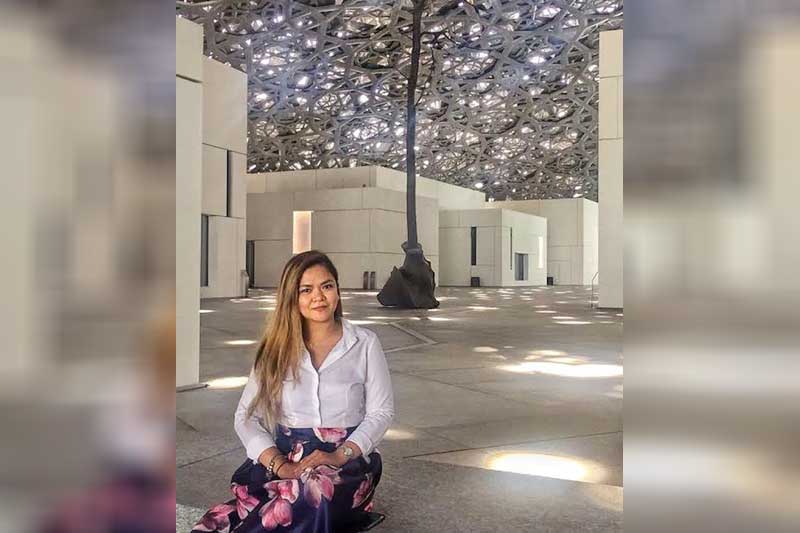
[176,17,203,388]
[598,30,624,308]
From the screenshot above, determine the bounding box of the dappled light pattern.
[207,376,250,389]
[176,0,623,200]
[498,361,622,377]
[486,452,596,482]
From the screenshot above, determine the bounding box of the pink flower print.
[259,496,293,530]
[194,503,236,532]
[351,474,374,509]
[313,427,348,445]
[230,483,259,519]
[288,440,307,463]
[264,479,300,504]
[301,464,342,508]
[259,479,299,530]
[363,500,374,513]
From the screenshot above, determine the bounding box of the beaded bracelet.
[274,459,289,478]
[266,454,284,478]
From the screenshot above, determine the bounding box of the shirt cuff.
[346,432,374,458]
[245,434,276,463]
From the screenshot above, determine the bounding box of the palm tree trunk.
[376,0,439,309]
[405,0,423,250]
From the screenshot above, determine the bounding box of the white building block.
[370,210,406,254]
[339,167,376,188]
[475,226,495,266]
[266,170,316,192]
[294,189,363,212]
[326,254,366,289]
[247,192,293,241]
[311,210,371,253]
[439,210,460,228]
[598,29,623,306]
[202,144,227,216]
[247,173,266,194]
[253,240,292,287]
[491,198,596,285]
[362,187,405,212]
[202,216,246,298]
[176,75,202,387]
[599,77,619,140]
[600,30,623,78]
[202,58,247,154]
[417,197,439,255]
[459,208,501,228]
[438,227,470,286]
[618,78,624,137]
[230,152,247,219]
[599,138,624,307]
[582,200,599,284]
[176,18,203,82]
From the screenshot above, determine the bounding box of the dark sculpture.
[378,242,440,309]
[378,0,439,309]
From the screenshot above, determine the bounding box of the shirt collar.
[304,319,359,373]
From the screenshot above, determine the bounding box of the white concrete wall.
[439,209,546,287]
[499,209,548,286]
[248,166,486,210]
[200,56,248,299]
[205,217,246,297]
[176,17,203,387]
[582,199,600,285]
[247,186,439,289]
[489,198,597,285]
[598,30,624,308]
[373,167,486,210]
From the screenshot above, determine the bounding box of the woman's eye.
[300,288,310,294]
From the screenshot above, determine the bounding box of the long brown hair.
[247,250,343,428]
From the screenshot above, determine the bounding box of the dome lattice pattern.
[177,0,622,200]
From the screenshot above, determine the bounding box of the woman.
[192,251,394,533]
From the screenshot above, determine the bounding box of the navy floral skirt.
[191,426,382,533]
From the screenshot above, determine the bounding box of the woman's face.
[297,264,339,325]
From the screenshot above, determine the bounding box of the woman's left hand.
[297,450,343,471]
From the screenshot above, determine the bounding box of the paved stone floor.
[178,286,623,532]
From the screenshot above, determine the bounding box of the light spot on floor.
[473,346,498,353]
[498,361,622,378]
[207,376,249,389]
[486,452,597,482]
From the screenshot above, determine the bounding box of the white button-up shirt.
[234,319,395,462]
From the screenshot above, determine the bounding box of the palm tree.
[377,0,439,309]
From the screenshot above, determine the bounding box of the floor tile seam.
[390,456,625,490]
[177,416,200,431]
[384,342,438,354]
[178,446,243,469]
[389,369,537,407]
[393,425,467,448]
[418,413,622,432]
[200,325,252,336]
[199,343,259,350]
[385,321,439,345]
[401,365,492,374]
[401,430,623,459]
[412,426,623,459]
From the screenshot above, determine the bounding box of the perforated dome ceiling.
[177,0,622,200]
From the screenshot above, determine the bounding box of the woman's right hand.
[275,461,304,480]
